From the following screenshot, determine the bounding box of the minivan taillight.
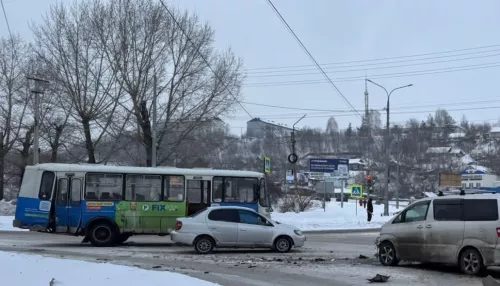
[496,228,500,238]
[175,221,182,231]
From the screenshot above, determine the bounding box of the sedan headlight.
[294,230,303,236]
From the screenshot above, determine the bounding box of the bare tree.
[0,35,31,200]
[92,0,243,166]
[31,1,127,164]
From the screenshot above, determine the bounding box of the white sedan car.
[170,206,306,254]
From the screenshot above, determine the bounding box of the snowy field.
[271,200,408,232]
[0,251,219,286]
[0,199,22,231]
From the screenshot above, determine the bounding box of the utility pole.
[27,76,49,165]
[367,79,412,216]
[289,114,306,213]
[152,73,157,167]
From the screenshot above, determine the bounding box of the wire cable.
[0,0,13,43]
[243,62,500,87]
[245,44,500,71]
[265,0,361,117]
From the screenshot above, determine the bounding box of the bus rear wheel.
[88,222,116,247]
[114,234,131,244]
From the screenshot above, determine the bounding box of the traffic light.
[366,175,372,188]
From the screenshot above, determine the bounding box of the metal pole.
[384,95,390,216]
[323,179,326,212]
[396,151,401,209]
[340,179,344,208]
[152,73,157,167]
[291,114,306,213]
[366,79,412,216]
[33,81,40,165]
[27,76,49,165]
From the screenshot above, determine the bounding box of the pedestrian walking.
[367,198,373,223]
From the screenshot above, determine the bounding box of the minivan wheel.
[459,248,484,275]
[194,236,214,254]
[378,241,399,266]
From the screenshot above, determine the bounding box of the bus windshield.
[259,178,270,207]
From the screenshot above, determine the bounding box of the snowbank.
[271,200,404,232]
[0,251,219,286]
[0,199,16,216]
[0,216,25,231]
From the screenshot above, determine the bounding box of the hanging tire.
[378,241,399,266]
[459,248,484,275]
[88,222,117,247]
[194,236,215,254]
[274,236,293,253]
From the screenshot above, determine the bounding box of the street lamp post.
[367,79,413,216]
[291,114,306,213]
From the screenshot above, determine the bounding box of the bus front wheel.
[88,222,117,247]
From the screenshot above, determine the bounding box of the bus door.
[54,173,83,233]
[185,176,211,216]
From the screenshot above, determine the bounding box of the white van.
[376,194,500,275]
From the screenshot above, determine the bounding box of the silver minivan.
[376,194,500,275]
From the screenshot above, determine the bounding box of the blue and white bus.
[13,163,271,246]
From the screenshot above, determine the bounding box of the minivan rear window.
[433,199,463,221]
[464,199,498,221]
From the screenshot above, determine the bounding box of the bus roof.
[26,163,264,177]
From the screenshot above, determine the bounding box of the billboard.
[309,158,349,177]
[439,173,462,187]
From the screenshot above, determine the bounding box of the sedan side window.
[208,209,239,223]
[238,210,269,226]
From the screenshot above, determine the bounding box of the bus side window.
[213,177,223,203]
[56,178,68,206]
[38,171,55,200]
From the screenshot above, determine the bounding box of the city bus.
[13,163,271,246]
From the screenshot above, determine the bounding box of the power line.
[243,61,500,87]
[244,44,500,71]
[158,0,254,119]
[245,52,500,78]
[241,99,500,113]
[265,0,361,118]
[0,0,13,41]
[227,105,500,120]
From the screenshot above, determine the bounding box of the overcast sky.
[2,0,500,135]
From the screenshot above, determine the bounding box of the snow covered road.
[0,230,492,286]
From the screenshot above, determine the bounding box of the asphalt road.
[0,230,492,286]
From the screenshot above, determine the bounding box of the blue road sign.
[309,158,349,173]
[350,184,363,198]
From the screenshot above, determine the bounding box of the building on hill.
[461,164,498,189]
[490,126,500,139]
[246,118,294,138]
[425,146,466,157]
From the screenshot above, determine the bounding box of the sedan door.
[206,209,239,246]
[237,210,274,247]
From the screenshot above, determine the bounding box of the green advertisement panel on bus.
[115,201,186,233]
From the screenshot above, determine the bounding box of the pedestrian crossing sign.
[350,184,363,198]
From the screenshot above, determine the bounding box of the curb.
[303,228,381,234]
